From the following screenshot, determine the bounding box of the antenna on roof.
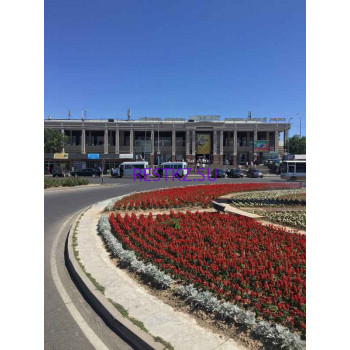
[82,110,87,120]
[127,108,131,121]
[248,111,252,119]
[68,110,71,119]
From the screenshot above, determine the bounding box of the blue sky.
[45,0,305,136]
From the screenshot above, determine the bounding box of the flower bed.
[109,211,306,337]
[229,189,306,207]
[252,210,306,230]
[113,183,301,211]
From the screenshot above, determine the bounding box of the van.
[119,161,150,177]
[159,162,188,178]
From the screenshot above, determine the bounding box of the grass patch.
[153,336,175,350]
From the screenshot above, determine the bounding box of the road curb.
[65,211,163,350]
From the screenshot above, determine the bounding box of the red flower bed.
[113,183,301,210]
[109,211,306,335]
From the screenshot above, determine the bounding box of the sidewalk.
[76,200,246,350]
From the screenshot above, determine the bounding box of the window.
[133,164,145,169]
[296,163,306,173]
[288,163,295,173]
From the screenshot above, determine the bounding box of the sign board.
[254,140,270,152]
[224,117,267,122]
[197,134,211,154]
[54,153,68,159]
[139,117,161,121]
[164,118,186,122]
[270,118,286,122]
[87,153,100,160]
[119,154,134,159]
[192,115,220,122]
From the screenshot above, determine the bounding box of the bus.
[159,161,189,178]
[119,161,150,177]
[281,159,306,181]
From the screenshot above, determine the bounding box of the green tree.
[285,135,306,154]
[44,129,67,153]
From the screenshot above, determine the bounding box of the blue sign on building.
[88,153,100,160]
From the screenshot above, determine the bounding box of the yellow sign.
[54,153,68,159]
[197,134,211,154]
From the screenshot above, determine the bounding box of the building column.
[89,130,92,146]
[219,130,224,165]
[191,130,196,156]
[284,129,288,153]
[213,130,219,165]
[274,128,279,152]
[115,128,119,155]
[150,129,155,165]
[130,129,134,156]
[61,129,65,152]
[186,130,190,155]
[104,129,108,154]
[81,129,86,154]
[172,128,176,161]
[233,128,237,165]
[213,130,217,155]
[70,130,73,146]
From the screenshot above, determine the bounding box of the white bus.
[159,161,189,178]
[119,161,150,177]
[281,160,306,181]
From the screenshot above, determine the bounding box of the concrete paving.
[77,200,246,350]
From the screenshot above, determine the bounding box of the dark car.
[52,167,71,177]
[72,168,100,177]
[210,169,226,178]
[227,169,244,178]
[246,169,263,178]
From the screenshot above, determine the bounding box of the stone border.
[65,209,163,350]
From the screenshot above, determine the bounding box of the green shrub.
[44,177,89,189]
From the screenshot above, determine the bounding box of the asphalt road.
[44,176,291,349]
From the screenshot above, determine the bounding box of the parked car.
[210,169,226,178]
[246,169,263,178]
[227,169,244,178]
[72,168,100,177]
[52,167,71,177]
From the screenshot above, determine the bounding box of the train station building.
[44,115,290,172]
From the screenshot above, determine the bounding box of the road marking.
[50,215,109,350]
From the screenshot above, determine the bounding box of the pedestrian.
[111,167,114,177]
[98,166,102,177]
